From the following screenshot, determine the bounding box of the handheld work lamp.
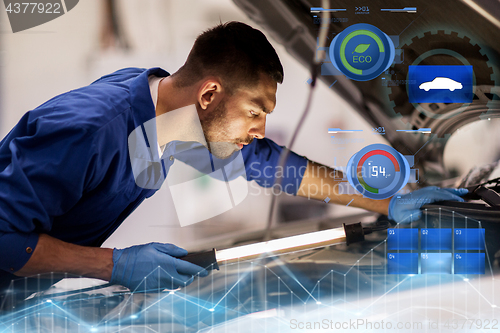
[180,222,367,270]
[35,222,374,299]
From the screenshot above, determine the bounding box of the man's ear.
[198,79,223,110]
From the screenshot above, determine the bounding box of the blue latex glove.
[110,243,208,292]
[388,186,468,223]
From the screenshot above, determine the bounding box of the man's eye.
[250,110,259,117]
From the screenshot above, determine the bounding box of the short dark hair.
[173,21,284,91]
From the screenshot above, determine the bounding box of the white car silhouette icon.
[419,77,463,91]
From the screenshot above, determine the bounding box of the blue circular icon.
[329,24,395,81]
[362,154,396,190]
[346,144,410,200]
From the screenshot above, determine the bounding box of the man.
[0,22,467,299]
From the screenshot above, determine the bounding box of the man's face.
[200,73,277,159]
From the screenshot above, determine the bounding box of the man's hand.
[110,243,208,292]
[388,186,468,223]
[296,162,469,222]
[15,235,208,292]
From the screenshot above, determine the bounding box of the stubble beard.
[200,99,240,159]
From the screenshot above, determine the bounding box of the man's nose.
[248,115,266,139]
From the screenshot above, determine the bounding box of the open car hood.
[232,0,500,181]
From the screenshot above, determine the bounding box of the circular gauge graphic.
[329,23,395,81]
[346,144,410,200]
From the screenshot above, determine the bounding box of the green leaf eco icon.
[352,44,370,54]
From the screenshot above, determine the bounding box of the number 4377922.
[443,319,498,330]
[5,2,61,14]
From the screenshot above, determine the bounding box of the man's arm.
[14,234,113,280]
[14,234,208,292]
[297,161,391,215]
[297,160,468,223]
